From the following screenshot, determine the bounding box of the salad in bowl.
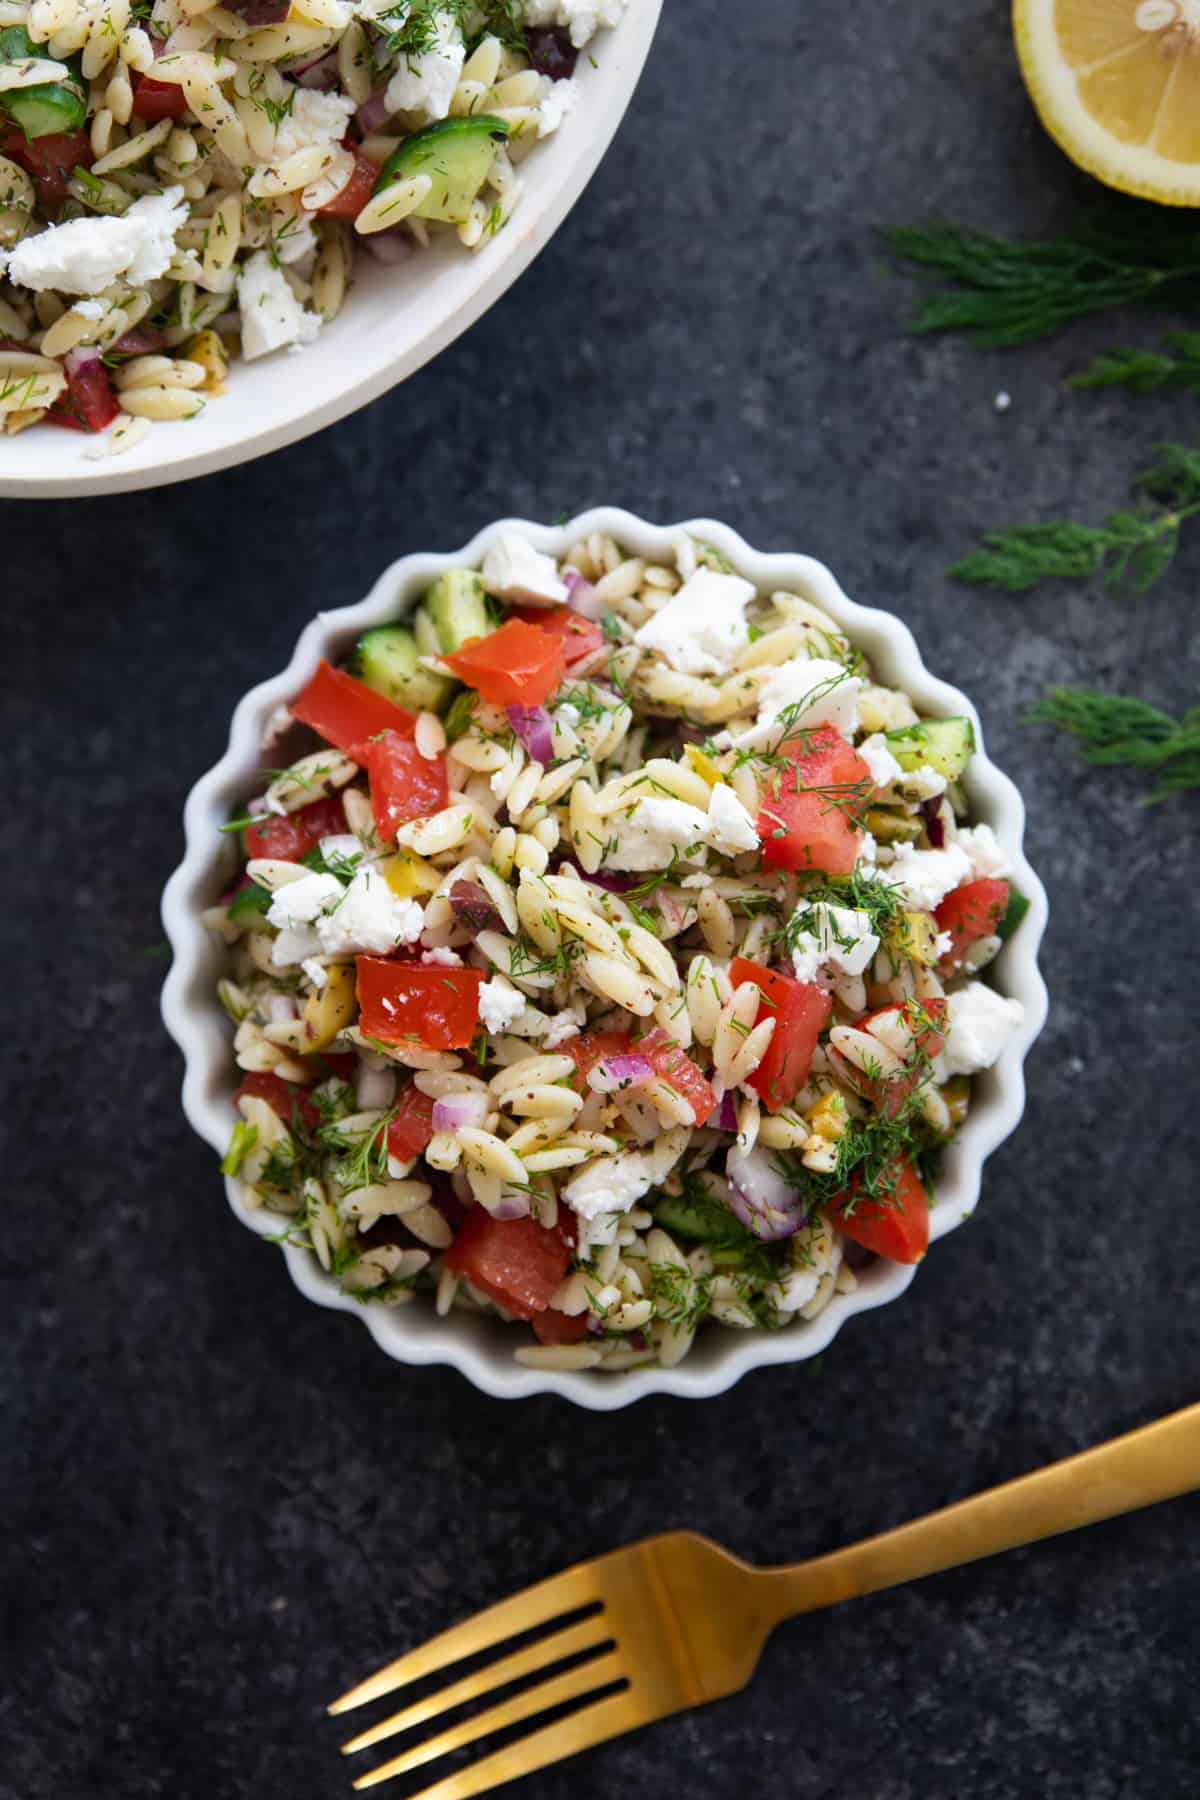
[164,512,1047,1401]
[0,2,629,460]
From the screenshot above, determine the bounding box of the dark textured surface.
[4,3,1199,1797]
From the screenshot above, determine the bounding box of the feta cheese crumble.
[478,977,527,1034]
[537,75,578,136]
[858,732,905,790]
[2,186,188,294]
[706,783,759,857]
[940,983,1024,1076]
[384,9,465,122]
[267,867,422,964]
[607,797,714,871]
[730,656,861,750]
[237,251,322,361]
[633,568,754,676]
[880,842,972,911]
[957,823,1012,881]
[272,88,356,160]
[789,903,881,986]
[522,0,628,49]
[481,533,569,606]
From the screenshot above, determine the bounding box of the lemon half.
[1015,0,1200,205]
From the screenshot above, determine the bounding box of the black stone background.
[4,3,1199,1796]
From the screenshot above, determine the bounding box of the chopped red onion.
[289,50,340,89]
[111,325,166,356]
[357,87,392,133]
[715,1092,738,1132]
[525,26,576,78]
[588,1053,654,1095]
[726,1144,807,1240]
[361,226,413,266]
[65,345,100,374]
[580,869,641,893]
[506,703,554,765]
[488,1195,532,1222]
[431,1091,489,1133]
[449,879,500,931]
[920,798,945,848]
[222,0,288,22]
[563,568,605,620]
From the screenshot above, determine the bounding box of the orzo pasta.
[0,1,625,451]
[206,526,1028,1372]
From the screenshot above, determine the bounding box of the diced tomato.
[729,956,832,1113]
[444,1209,573,1319]
[638,1027,718,1127]
[352,728,448,840]
[314,148,379,218]
[44,356,120,433]
[291,659,416,755]
[510,605,604,667]
[831,997,948,1118]
[935,877,1010,974]
[756,725,872,875]
[233,1071,321,1134]
[244,792,347,861]
[559,1027,717,1126]
[313,1050,358,1081]
[386,1082,437,1162]
[357,957,484,1051]
[442,619,566,707]
[558,1029,633,1090]
[532,1307,589,1344]
[130,74,188,122]
[1,128,92,207]
[827,1156,929,1263]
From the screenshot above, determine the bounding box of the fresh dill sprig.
[1024,688,1200,803]
[775,871,904,953]
[1071,332,1200,396]
[949,443,1200,594]
[883,221,1200,348]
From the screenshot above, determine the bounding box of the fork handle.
[766,1400,1200,1621]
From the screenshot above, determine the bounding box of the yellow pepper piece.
[301,962,356,1053]
[184,329,229,395]
[804,1089,849,1142]
[941,1074,970,1131]
[382,849,442,899]
[864,806,921,845]
[684,744,722,788]
[885,910,939,967]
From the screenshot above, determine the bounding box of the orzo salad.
[0,1,624,452]
[207,527,1029,1373]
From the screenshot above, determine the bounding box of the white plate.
[162,509,1049,1408]
[0,5,661,499]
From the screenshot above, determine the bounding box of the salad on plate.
[205,525,1029,1372]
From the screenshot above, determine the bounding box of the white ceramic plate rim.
[0,3,661,499]
[162,508,1049,1409]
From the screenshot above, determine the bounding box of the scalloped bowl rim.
[0,4,661,499]
[161,508,1049,1409]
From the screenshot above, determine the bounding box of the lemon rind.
[1014,0,1200,209]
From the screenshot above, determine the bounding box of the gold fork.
[329,1400,1200,1797]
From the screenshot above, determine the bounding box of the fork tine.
[328,1565,600,1716]
[359,1691,644,1800]
[351,1650,626,1791]
[340,1618,612,1755]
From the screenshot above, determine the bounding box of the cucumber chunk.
[351,624,452,714]
[995,886,1030,942]
[424,568,492,654]
[228,881,272,922]
[374,115,509,225]
[653,1190,731,1243]
[885,716,976,781]
[0,27,85,136]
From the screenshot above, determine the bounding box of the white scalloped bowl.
[161,509,1049,1409]
[0,7,660,500]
